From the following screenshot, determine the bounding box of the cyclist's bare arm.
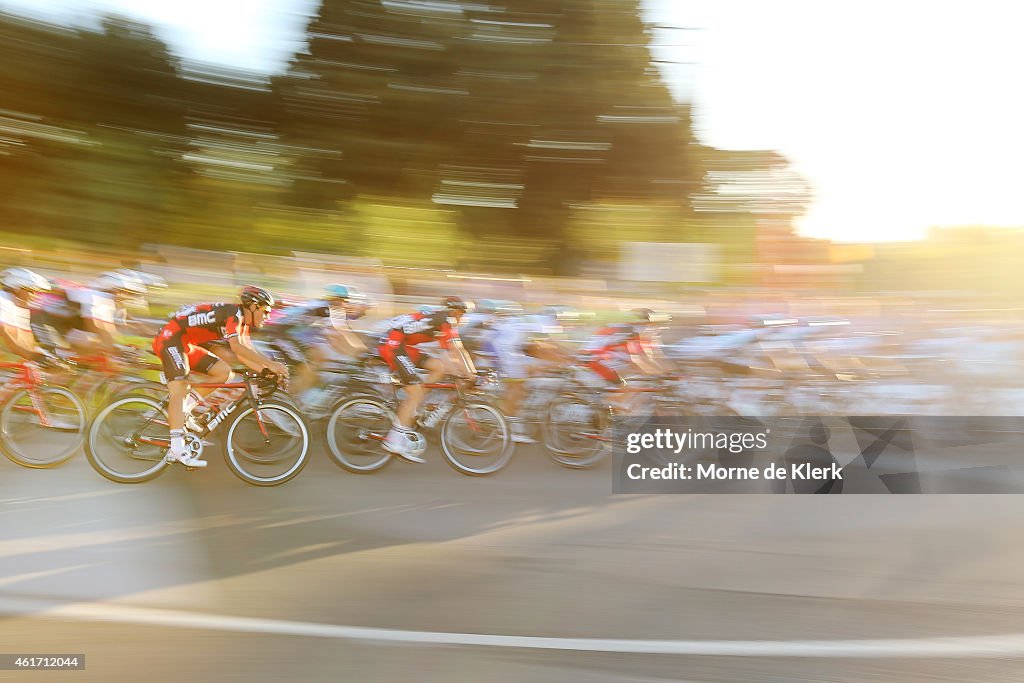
[641,345,674,374]
[1,326,43,360]
[329,328,367,358]
[228,335,288,376]
[629,352,665,377]
[449,338,476,377]
[121,316,161,337]
[84,317,118,349]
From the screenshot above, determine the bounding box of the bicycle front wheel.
[85,394,171,483]
[0,386,87,468]
[440,402,513,476]
[223,401,310,486]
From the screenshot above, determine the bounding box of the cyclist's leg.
[586,358,635,412]
[495,341,533,441]
[379,335,426,462]
[271,335,314,395]
[496,341,528,415]
[291,329,325,395]
[154,336,191,431]
[188,346,230,401]
[396,346,429,428]
[154,335,207,466]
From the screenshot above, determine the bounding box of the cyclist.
[264,283,371,408]
[479,302,575,442]
[580,308,676,412]
[0,267,65,366]
[377,295,476,463]
[152,286,289,468]
[457,299,499,365]
[33,271,148,357]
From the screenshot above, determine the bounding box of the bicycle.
[325,371,513,476]
[84,369,311,486]
[65,347,166,413]
[543,374,709,469]
[0,359,87,468]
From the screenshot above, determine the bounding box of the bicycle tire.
[223,400,311,486]
[84,394,171,483]
[0,385,86,468]
[324,394,395,473]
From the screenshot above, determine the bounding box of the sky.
[2,0,1022,244]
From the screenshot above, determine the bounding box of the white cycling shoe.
[165,432,208,468]
[165,449,208,468]
[509,419,536,444]
[383,428,426,464]
[511,427,536,444]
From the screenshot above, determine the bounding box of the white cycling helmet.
[92,270,147,295]
[116,269,165,289]
[1,267,51,293]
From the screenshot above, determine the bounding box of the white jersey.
[0,291,31,332]
[482,316,545,379]
[66,287,116,325]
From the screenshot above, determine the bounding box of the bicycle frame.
[559,381,679,445]
[62,352,163,402]
[353,379,489,446]
[0,360,60,428]
[128,373,280,449]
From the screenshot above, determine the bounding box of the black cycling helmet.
[240,285,275,309]
[441,295,470,312]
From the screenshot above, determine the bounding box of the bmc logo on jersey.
[402,319,432,335]
[188,311,216,327]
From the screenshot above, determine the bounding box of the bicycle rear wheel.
[325,395,394,473]
[0,386,86,468]
[543,394,610,469]
[85,394,171,483]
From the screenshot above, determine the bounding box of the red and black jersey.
[581,323,653,359]
[380,310,459,349]
[156,302,246,348]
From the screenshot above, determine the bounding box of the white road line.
[1,595,1022,658]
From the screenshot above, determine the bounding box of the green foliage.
[0,3,804,280]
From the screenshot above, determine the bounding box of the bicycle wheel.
[440,401,513,476]
[223,401,310,486]
[0,386,86,468]
[110,379,167,404]
[84,394,171,483]
[325,395,394,473]
[543,394,610,469]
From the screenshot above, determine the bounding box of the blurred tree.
[277,0,704,273]
[0,4,804,280]
[0,14,189,248]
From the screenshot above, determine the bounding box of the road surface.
[2,436,1024,681]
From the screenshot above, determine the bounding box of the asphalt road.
[3,434,1024,681]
